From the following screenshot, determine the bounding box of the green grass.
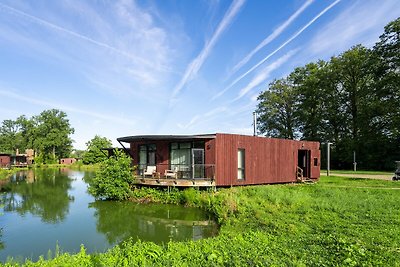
[2,176,400,266]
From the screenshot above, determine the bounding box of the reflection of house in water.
[90,201,217,244]
[26,170,36,183]
[134,213,216,242]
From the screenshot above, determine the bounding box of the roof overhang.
[117,134,216,143]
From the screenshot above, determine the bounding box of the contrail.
[169,0,246,106]
[234,49,296,101]
[0,2,166,71]
[231,0,314,74]
[212,0,341,100]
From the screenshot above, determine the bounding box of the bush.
[88,151,133,200]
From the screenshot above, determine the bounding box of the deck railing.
[136,163,215,180]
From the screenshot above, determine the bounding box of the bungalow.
[59,158,77,165]
[11,149,35,167]
[0,153,11,168]
[117,133,320,187]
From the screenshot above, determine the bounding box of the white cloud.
[230,127,253,136]
[169,0,246,105]
[0,1,180,100]
[231,0,314,74]
[177,106,228,129]
[0,2,159,69]
[309,0,400,57]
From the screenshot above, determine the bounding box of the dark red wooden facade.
[118,133,320,186]
[213,133,320,186]
[59,158,77,165]
[0,154,11,168]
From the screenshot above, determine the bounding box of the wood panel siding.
[214,134,320,186]
[0,154,11,168]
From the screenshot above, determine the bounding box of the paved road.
[321,173,393,181]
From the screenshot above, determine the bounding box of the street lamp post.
[253,112,257,136]
[327,142,333,176]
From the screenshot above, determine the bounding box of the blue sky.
[0,0,399,150]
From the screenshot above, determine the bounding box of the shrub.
[88,150,133,200]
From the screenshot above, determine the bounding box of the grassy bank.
[3,176,400,266]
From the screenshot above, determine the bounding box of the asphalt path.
[321,173,393,181]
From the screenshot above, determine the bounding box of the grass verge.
[2,176,400,266]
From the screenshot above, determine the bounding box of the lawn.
[2,176,400,266]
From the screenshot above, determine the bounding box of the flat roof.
[117,134,216,143]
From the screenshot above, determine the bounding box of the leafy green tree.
[328,45,375,168]
[255,18,400,170]
[370,17,400,168]
[88,150,133,200]
[82,135,112,164]
[256,77,300,139]
[290,61,329,142]
[0,119,21,153]
[31,109,74,163]
[15,115,35,151]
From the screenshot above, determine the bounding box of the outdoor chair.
[143,166,156,177]
[164,167,178,179]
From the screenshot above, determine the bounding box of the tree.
[0,119,21,153]
[88,150,133,200]
[371,17,400,168]
[256,77,300,139]
[31,109,75,163]
[255,18,400,170]
[290,61,329,142]
[82,135,112,164]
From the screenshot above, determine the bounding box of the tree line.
[0,109,75,163]
[0,109,114,165]
[256,18,400,170]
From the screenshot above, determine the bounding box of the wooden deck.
[134,177,215,187]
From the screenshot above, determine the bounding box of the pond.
[0,168,217,262]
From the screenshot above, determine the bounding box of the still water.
[0,168,217,262]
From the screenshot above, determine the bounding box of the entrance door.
[192,149,204,179]
[298,150,311,178]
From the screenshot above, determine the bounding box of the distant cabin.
[0,153,11,168]
[117,133,320,187]
[60,158,77,165]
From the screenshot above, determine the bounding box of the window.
[314,157,318,167]
[170,142,205,171]
[139,144,156,167]
[170,142,191,171]
[237,149,245,180]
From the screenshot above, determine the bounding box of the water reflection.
[0,168,73,223]
[0,168,217,262]
[90,202,217,244]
